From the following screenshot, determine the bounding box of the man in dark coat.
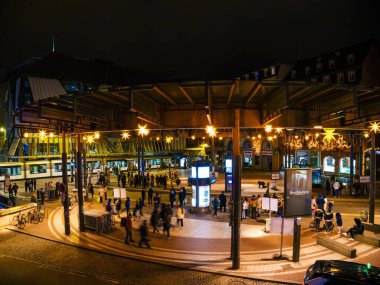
[219,191,227,212]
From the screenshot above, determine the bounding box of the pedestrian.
[212,196,218,217]
[176,205,185,228]
[153,193,160,209]
[332,180,340,198]
[88,182,94,200]
[336,212,343,234]
[125,197,131,213]
[125,213,134,244]
[115,198,121,213]
[325,178,331,196]
[106,198,112,212]
[59,182,66,207]
[150,208,159,233]
[148,187,153,205]
[242,198,249,219]
[11,183,18,197]
[161,203,173,239]
[178,187,184,206]
[139,198,144,216]
[25,180,29,193]
[316,193,325,210]
[99,186,105,204]
[311,196,317,218]
[169,187,176,208]
[257,195,262,217]
[343,217,364,240]
[138,220,151,248]
[141,189,146,206]
[219,191,227,212]
[251,195,257,219]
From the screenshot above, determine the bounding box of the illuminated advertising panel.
[198,166,210,178]
[284,168,312,217]
[191,166,197,178]
[225,159,232,174]
[198,185,210,207]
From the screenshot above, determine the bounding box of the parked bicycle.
[27,207,44,224]
[12,211,27,229]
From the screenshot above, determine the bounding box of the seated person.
[343,217,364,240]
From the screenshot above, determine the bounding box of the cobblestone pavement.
[0,229,288,285]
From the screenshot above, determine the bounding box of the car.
[304,260,380,284]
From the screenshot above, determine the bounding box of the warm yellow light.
[267,136,273,142]
[156,137,160,141]
[315,133,320,138]
[322,128,337,143]
[274,135,277,139]
[219,137,223,141]
[203,143,208,148]
[252,136,256,140]
[165,136,173,144]
[305,135,310,141]
[265,125,272,133]
[0,127,4,132]
[85,134,95,144]
[24,132,29,138]
[370,121,380,133]
[38,130,47,140]
[258,134,262,139]
[275,128,283,134]
[206,125,217,137]
[121,131,130,140]
[246,136,250,139]
[49,132,54,138]
[202,136,205,140]
[364,133,369,138]
[295,135,299,139]
[137,124,149,137]
[191,135,195,140]
[94,132,100,139]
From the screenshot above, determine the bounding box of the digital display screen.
[198,185,210,207]
[191,185,197,207]
[225,159,232,174]
[285,168,312,217]
[198,166,210,178]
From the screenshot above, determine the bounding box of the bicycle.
[27,207,41,224]
[12,211,26,229]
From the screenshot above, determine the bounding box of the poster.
[270,218,294,235]
[284,168,312,217]
[262,197,278,212]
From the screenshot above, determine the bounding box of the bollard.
[293,217,301,262]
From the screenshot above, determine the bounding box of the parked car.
[304,260,380,284]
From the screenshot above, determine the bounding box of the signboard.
[113,188,127,199]
[284,168,312,217]
[261,151,272,156]
[272,173,280,180]
[270,218,294,235]
[360,176,370,183]
[243,151,253,158]
[262,197,278,212]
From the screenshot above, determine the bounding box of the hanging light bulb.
[219,137,223,141]
[38,130,47,140]
[137,124,149,137]
[305,135,310,141]
[156,136,160,141]
[121,131,130,140]
[49,132,54,138]
[191,135,195,140]
[364,133,369,138]
[206,125,217,137]
[275,128,283,134]
[369,121,380,133]
[258,134,262,139]
[165,136,173,144]
[94,132,100,139]
[265,125,272,133]
[24,132,29,138]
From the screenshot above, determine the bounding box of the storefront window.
[323,156,335,173]
[340,157,355,174]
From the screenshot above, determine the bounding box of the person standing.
[88,182,94,200]
[161,203,173,240]
[125,213,134,244]
[148,187,153,205]
[176,205,185,228]
[325,178,331,196]
[336,212,343,234]
[125,197,131,213]
[99,186,105,204]
[178,188,184,206]
[219,191,227,213]
[138,220,151,248]
[311,196,317,218]
[257,195,262,217]
[150,209,159,233]
[332,180,341,198]
[251,195,257,219]
[12,183,18,197]
[242,198,249,219]
[141,189,146,206]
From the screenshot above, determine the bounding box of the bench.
[258,181,266,188]
[362,222,380,233]
[317,236,356,258]
[354,234,380,247]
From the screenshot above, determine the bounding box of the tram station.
[1,39,380,284]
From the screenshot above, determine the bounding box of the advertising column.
[190,162,211,212]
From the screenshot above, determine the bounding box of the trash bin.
[265,218,271,233]
[360,210,368,222]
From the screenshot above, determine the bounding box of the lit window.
[328,59,335,70]
[270,66,276,75]
[347,54,355,65]
[323,75,331,83]
[337,73,345,84]
[316,63,322,73]
[348,71,356,82]
[305,66,311,75]
[254,71,259,80]
[291,70,297,79]
[264,68,269,78]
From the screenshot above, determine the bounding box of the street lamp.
[136,124,150,184]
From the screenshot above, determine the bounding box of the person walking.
[125,197,131,213]
[11,183,18,197]
[162,204,173,240]
[153,193,160,209]
[257,195,262,217]
[125,213,134,244]
[325,178,331,196]
[138,220,151,248]
[311,196,317,218]
[316,193,325,210]
[212,196,218,217]
[176,205,185,228]
[148,187,153,205]
[219,191,227,213]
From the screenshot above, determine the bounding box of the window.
[328,59,335,70]
[348,71,356,82]
[254,71,259,80]
[270,66,276,75]
[337,73,345,84]
[305,66,311,75]
[291,70,297,79]
[316,63,323,73]
[264,68,269,78]
[323,75,331,83]
[323,156,335,173]
[347,54,355,65]
[23,79,32,105]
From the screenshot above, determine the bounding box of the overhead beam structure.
[244,82,262,105]
[178,85,195,105]
[153,86,177,105]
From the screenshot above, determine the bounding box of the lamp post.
[62,132,70,235]
[137,124,149,187]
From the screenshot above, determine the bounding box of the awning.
[28,76,67,102]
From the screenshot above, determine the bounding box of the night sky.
[1,0,380,80]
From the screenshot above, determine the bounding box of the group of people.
[24,179,37,192]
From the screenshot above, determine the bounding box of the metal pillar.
[369,132,376,224]
[77,136,85,232]
[137,141,141,183]
[292,217,301,262]
[359,136,363,175]
[232,108,241,270]
[349,133,354,195]
[83,141,87,191]
[62,132,70,235]
[284,131,288,168]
